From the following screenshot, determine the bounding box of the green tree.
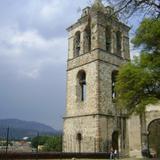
[43,136,62,152]
[115,18,160,114]
[31,136,50,148]
[132,18,160,51]
[31,135,62,152]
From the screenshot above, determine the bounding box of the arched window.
[112,70,118,100]
[105,27,111,52]
[76,133,82,152]
[116,31,121,55]
[74,31,81,57]
[77,70,86,101]
[84,25,91,53]
[76,133,82,141]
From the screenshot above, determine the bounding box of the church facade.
[63,0,160,158]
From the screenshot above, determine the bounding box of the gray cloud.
[0,0,90,129]
[0,0,139,130]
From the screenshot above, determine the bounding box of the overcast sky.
[0,0,141,130]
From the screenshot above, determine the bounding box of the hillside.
[0,119,60,139]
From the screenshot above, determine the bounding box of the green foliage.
[31,136,49,148]
[115,18,160,114]
[31,135,62,152]
[132,18,160,52]
[43,136,62,152]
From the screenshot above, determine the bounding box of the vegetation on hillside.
[0,119,59,140]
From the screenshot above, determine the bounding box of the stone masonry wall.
[128,115,142,158]
[64,55,100,152]
[64,3,130,153]
[65,60,99,116]
[63,116,99,152]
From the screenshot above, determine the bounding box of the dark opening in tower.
[112,70,118,100]
[77,70,86,101]
[74,31,81,57]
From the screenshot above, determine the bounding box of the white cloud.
[130,43,140,59]
[0,0,141,129]
[0,0,89,128]
[40,1,61,20]
[0,25,67,79]
[19,68,40,79]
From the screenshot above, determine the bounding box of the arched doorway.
[112,131,119,151]
[148,119,160,158]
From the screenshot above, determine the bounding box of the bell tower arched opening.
[74,31,81,57]
[112,70,119,100]
[77,70,86,101]
[84,25,91,53]
[105,26,111,52]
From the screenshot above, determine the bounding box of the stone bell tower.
[63,0,130,154]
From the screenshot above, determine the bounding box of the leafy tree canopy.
[43,136,62,152]
[115,18,160,114]
[31,135,62,152]
[132,18,160,52]
[31,136,49,148]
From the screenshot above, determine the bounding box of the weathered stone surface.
[127,115,142,158]
[63,1,160,158]
[63,2,130,154]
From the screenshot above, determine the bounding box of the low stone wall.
[0,152,110,160]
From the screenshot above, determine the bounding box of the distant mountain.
[0,119,60,139]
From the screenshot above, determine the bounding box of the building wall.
[64,54,100,152]
[64,2,160,157]
[145,103,160,127]
[128,115,142,158]
[98,54,122,114]
[66,60,99,116]
[63,2,130,154]
[63,116,99,152]
[99,116,115,151]
[127,102,160,158]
